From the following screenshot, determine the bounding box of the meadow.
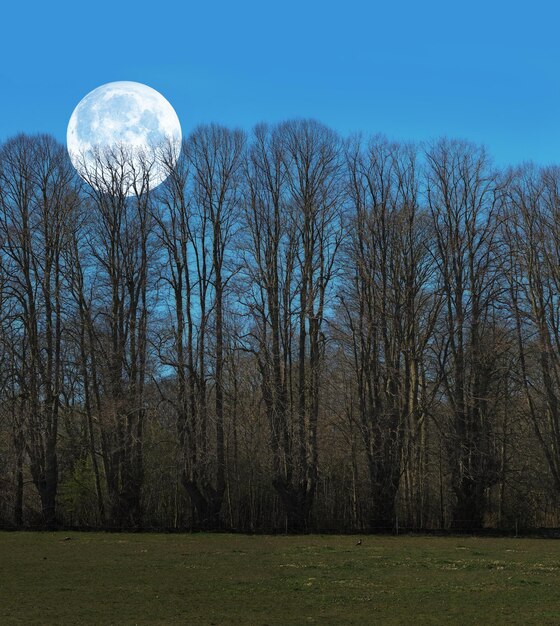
[1,532,559,624]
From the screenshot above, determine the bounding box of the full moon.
[67,81,182,195]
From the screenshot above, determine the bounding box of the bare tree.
[425,139,506,530]
[77,145,156,527]
[340,137,438,530]
[155,127,245,528]
[243,121,343,530]
[505,165,560,500]
[0,134,77,528]
[242,123,297,528]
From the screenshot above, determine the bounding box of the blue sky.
[2,0,559,166]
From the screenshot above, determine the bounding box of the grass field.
[1,532,560,624]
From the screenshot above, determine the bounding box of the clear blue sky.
[2,0,559,166]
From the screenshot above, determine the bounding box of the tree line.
[0,121,559,532]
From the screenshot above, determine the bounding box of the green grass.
[1,532,560,624]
